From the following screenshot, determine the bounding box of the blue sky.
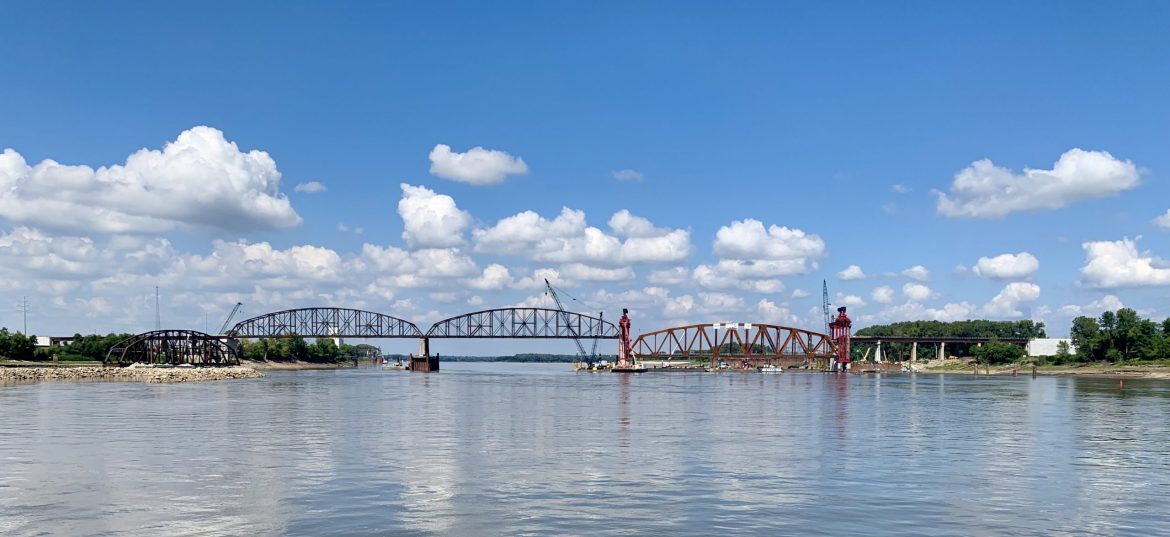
[2,2,1168,353]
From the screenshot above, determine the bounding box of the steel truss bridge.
[106,307,837,371]
[105,329,240,366]
[631,322,837,369]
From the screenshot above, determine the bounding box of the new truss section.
[105,329,240,366]
[425,308,619,339]
[631,323,836,368]
[229,308,423,338]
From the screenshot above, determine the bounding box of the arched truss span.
[426,308,618,339]
[105,330,239,366]
[229,308,423,338]
[631,323,836,367]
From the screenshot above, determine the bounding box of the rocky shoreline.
[0,365,263,384]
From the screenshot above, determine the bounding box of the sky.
[1,2,1169,355]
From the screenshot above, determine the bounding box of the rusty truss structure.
[229,308,423,338]
[631,323,837,368]
[105,330,240,366]
[426,308,619,339]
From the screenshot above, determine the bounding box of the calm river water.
[2,363,1169,536]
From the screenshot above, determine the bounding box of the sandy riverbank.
[240,360,349,370]
[0,365,263,384]
[919,359,1170,380]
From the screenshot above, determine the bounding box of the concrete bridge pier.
[410,337,439,372]
[911,341,917,362]
[937,342,946,361]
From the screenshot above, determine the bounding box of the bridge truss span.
[631,323,836,368]
[105,330,239,366]
[229,308,423,338]
[425,308,619,339]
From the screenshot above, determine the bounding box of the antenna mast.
[18,296,29,334]
[155,286,161,330]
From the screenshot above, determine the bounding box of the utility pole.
[18,296,29,334]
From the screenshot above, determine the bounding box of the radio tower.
[18,296,29,335]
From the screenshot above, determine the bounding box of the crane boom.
[545,279,587,357]
[218,302,243,335]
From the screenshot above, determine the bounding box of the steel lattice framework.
[631,323,836,367]
[425,308,618,339]
[105,330,240,366]
[229,308,423,338]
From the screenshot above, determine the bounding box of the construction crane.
[822,280,832,336]
[589,311,603,359]
[218,302,243,335]
[545,279,587,358]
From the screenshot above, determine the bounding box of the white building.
[1027,338,1075,357]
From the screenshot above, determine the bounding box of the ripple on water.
[2,366,1170,536]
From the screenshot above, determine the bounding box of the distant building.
[1027,338,1075,357]
[34,336,73,348]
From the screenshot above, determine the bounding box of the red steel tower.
[829,306,852,371]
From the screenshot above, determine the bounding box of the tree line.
[853,319,1045,361]
[1070,308,1170,363]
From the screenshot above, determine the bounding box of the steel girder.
[631,323,836,365]
[229,308,423,338]
[425,308,618,339]
[105,329,240,366]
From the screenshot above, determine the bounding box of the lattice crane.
[218,302,244,335]
[545,279,588,357]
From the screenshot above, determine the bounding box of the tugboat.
[611,308,647,373]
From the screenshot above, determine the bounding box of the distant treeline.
[1070,308,1170,363]
[0,328,39,360]
[237,338,381,363]
[385,353,602,363]
[852,320,1046,362]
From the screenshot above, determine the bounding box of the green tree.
[1070,316,1100,362]
[972,341,1026,365]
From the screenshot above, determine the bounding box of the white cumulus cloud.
[428,144,528,185]
[397,183,471,249]
[0,126,301,234]
[1080,237,1170,288]
[902,283,936,301]
[1153,209,1170,229]
[902,265,930,281]
[982,282,1041,317]
[973,252,1040,279]
[935,148,1140,218]
[713,219,826,262]
[871,286,894,304]
[294,181,327,193]
[837,264,866,280]
[611,169,644,182]
[1059,295,1125,317]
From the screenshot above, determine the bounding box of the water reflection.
[2,366,1170,536]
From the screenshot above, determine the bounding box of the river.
[2,363,1169,536]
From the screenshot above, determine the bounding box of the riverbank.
[240,359,349,370]
[920,359,1170,379]
[0,365,263,384]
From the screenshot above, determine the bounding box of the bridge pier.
[410,337,439,372]
[911,341,917,362]
[937,342,945,361]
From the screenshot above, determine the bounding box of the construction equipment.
[822,280,831,336]
[590,312,603,359]
[218,302,244,335]
[545,279,587,357]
